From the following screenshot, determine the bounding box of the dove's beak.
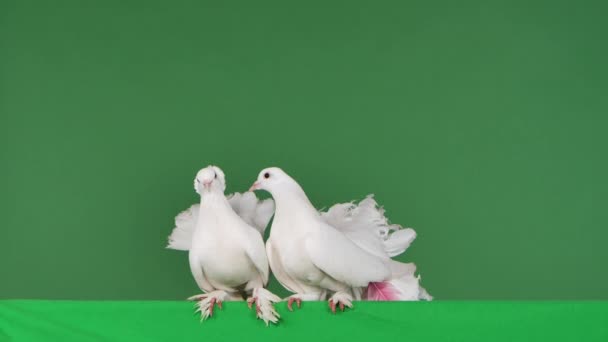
[249,182,260,192]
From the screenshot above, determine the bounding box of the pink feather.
[366,281,400,301]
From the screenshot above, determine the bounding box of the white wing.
[320,195,416,258]
[227,192,275,235]
[167,192,274,251]
[305,220,391,287]
[266,239,304,293]
[241,227,270,285]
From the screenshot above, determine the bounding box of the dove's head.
[194,165,226,195]
[249,167,296,194]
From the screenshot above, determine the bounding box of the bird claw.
[287,297,302,311]
[247,297,261,314]
[328,292,353,314]
[190,291,226,321]
[328,299,345,313]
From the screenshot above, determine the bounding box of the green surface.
[1,0,607,301]
[1,300,607,341]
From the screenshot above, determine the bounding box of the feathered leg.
[188,290,231,321]
[247,288,281,326]
[328,291,353,314]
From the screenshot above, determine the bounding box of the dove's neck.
[271,183,318,219]
[199,191,230,210]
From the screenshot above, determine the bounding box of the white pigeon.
[167,165,280,325]
[249,167,431,313]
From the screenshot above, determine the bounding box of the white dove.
[167,165,280,325]
[249,167,431,313]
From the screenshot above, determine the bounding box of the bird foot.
[328,292,353,314]
[286,295,303,312]
[247,288,281,326]
[188,290,227,321]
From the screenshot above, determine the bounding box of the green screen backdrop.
[0,0,606,301]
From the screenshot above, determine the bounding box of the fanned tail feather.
[320,195,415,258]
[320,195,433,301]
[167,204,199,251]
[227,192,275,235]
[384,228,416,257]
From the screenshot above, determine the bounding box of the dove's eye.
[214,173,217,179]
[264,172,270,179]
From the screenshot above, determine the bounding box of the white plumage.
[320,195,417,259]
[167,165,279,325]
[167,192,274,251]
[250,167,431,313]
[227,192,275,234]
